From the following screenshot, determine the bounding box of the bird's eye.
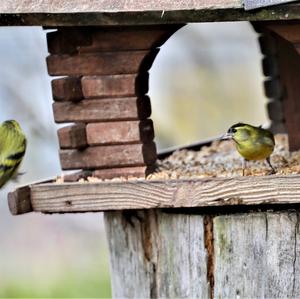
[231,128,237,133]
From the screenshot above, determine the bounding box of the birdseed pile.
[150,134,299,180]
[57,134,300,183]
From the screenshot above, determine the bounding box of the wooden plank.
[59,142,157,170]
[105,209,299,298]
[86,120,154,145]
[0,1,243,13]
[25,175,300,213]
[2,6,300,26]
[155,212,209,298]
[8,186,33,215]
[53,97,151,123]
[57,123,87,149]
[214,212,300,298]
[46,50,158,76]
[104,210,209,298]
[51,77,83,102]
[81,74,149,99]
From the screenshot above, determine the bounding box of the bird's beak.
[221,132,234,140]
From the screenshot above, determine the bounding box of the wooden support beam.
[57,123,87,149]
[59,142,157,170]
[105,210,209,298]
[8,175,300,214]
[86,120,154,145]
[53,97,151,123]
[104,210,300,298]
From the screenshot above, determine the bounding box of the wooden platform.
[1,1,300,25]
[8,174,300,215]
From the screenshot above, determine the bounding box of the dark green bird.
[223,123,275,175]
[0,120,26,188]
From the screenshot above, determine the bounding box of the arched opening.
[149,22,268,150]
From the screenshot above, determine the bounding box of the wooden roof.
[1,0,300,26]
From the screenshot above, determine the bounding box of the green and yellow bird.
[223,123,275,175]
[0,120,26,188]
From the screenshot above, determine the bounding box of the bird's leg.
[266,157,276,174]
[242,159,247,176]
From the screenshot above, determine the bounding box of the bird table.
[4,1,300,298]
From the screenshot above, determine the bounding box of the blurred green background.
[0,22,267,298]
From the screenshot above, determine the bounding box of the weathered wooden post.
[3,1,300,298]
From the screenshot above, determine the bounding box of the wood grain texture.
[57,124,87,149]
[2,6,300,26]
[81,74,148,99]
[23,175,300,213]
[86,120,154,145]
[47,50,157,76]
[0,0,242,13]
[51,77,83,102]
[104,210,209,298]
[214,212,300,298]
[105,210,300,298]
[53,97,151,123]
[104,210,157,298]
[8,186,32,215]
[59,142,157,170]
[155,212,209,298]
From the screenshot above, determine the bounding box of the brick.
[57,124,87,149]
[53,96,151,123]
[93,166,155,179]
[86,120,154,145]
[81,73,149,99]
[51,77,83,101]
[264,79,284,99]
[267,100,284,122]
[47,29,92,54]
[258,34,277,56]
[78,26,179,52]
[59,142,157,170]
[63,170,93,182]
[262,56,279,77]
[47,50,158,76]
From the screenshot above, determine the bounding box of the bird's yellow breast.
[236,140,274,160]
